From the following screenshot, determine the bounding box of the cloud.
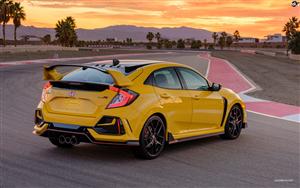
[19,0,300,37]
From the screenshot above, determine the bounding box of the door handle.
[192,94,201,100]
[160,93,171,98]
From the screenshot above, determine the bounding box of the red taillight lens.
[43,81,52,89]
[107,86,138,109]
[41,81,52,102]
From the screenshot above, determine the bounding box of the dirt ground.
[212,51,300,106]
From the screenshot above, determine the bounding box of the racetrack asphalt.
[212,51,300,106]
[0,52,299,187]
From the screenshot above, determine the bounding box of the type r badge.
[68,91,76,97]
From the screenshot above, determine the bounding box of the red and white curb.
[198,52,300,123]
[0,52,172,68]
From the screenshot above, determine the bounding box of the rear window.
[62,68,114,84]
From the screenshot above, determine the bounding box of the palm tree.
[203,39,208,49]
[65,16,76,28]
[288,31,300,54]
[11,2,25,47]
[155,32,161,49]
[146,32,154,43]
[283,17,300,55]
[42,34,51,44]
[176,39,185,49]
[65,16,77,47]
[283,17,299,40]
[220,32,227,38]
[155,32,161,43]
[0,0,13,47]
[233,30,240,48]
[226,36,233,48]
[146,32,154,49]
[55,16,77,47]
[212,32,218,46]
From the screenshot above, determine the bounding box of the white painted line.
[205,59,211,78]
[196,54,211,78]
[247,110,300,123]
[222,59,257,94]
[238,93,267,103]
[198,52,259,94]
[282,114,300,122]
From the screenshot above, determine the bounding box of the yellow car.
[33,59,247,159]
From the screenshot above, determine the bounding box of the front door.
[176,67,224,131]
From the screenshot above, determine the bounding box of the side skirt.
[168,131,224,144]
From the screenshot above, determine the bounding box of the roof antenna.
[112,59,120,66]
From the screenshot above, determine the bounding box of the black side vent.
[220,97,228,126]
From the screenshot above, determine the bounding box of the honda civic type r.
[33,59,247,159]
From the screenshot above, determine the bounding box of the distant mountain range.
[0,25,215,42]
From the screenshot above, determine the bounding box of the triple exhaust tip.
[58,135,78,145]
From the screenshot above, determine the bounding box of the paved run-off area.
[0,51,299,187]
[199,52,300,123]
[212,51,300,106]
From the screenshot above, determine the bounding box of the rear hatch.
[42,65,133,120]
[45,81,115,117]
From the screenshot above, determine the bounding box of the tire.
[221,104,243,139]
[133,115,166,159]
[48,136,74,148]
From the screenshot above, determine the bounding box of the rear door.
[176,67,224,130]
[151,68,192,135]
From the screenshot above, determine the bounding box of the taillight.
[41,81,52,102]
[107,86,138,109]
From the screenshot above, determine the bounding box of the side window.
[153,68,182,89]
[177,68,209,90]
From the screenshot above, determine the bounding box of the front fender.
[219,88,247,125]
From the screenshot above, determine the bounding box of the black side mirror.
[210,83,222,91]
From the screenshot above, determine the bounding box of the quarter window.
[153,68,182,89]
[177,68,209,90]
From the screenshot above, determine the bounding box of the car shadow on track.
[38,136,231,161]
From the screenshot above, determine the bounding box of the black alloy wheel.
[134,115,166,159]
[221,105,243,139]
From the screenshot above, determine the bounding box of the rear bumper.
[33,122,139,146]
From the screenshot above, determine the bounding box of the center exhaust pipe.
[58,135,66,144]
[65,137,71,144]
[58,135,78,145]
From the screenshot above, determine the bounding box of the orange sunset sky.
[18,0,300,38]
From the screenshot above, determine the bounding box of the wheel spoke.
[143,117,166,156]
[147,126,153,135]
[156,124,162,135]
[145,139,154,148]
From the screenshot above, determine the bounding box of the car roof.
[87,59,162,66]
[86,59,185,74]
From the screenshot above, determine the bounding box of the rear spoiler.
[43,64,133,87]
